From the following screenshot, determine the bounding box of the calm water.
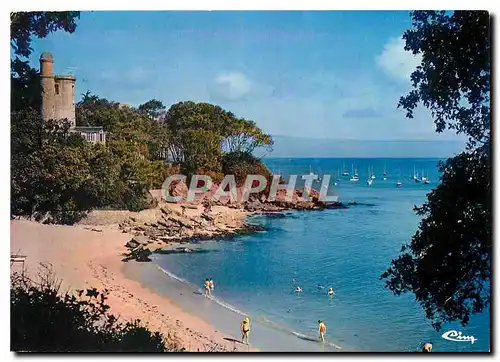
[154,158,490,352]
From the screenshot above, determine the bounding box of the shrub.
[11,264,183,352]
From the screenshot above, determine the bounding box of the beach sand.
[10,218,258,352]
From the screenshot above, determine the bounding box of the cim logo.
[441,330,478,344]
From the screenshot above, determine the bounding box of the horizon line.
[269,136,466,142]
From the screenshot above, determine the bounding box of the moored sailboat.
[396,168,403,187]
[341,162,350,176]
[422,169,430,184]
[350,164,359,182]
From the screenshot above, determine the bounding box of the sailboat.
[420,169,427,182]
[341,162,350,176]
[367,167,373,185]
[413,166,421,183]
[383,165,387,180]
[371,166,376,180]
[350,164,359,182]
[336,168,341,182]
[396,168,403,187]
[422,169,430,184]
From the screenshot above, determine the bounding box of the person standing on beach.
[318,320,326,342]
[240,317,250,345]
[209,278,215,291]
[204,278,211,296]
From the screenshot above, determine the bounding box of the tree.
[11,12,80,58]
[11,57,42,112]
[222,151,273,187]
[221,117,274,155]
[381,11,490,331]
[138,99,166,120]
[11,108,97,223]
[164,101,273,177]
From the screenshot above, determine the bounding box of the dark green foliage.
[138,99,166,120]
[76,93,169,190]
[222,151,273,186]
[381,11,491,330]
[398,11,490,150]
[164,101,273,177]
[11,12,80,58]
[11,108,95,223]
[11,58,41,112]
[11,266,181,352]
[10,106,160,220]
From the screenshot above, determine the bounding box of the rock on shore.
[118,203,261,262]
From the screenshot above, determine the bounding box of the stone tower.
[40,52,76,127]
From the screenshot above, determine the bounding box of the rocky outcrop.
[241,188,327,212]
[122,241,152,262]
[169,180,189,200]
[118,186,357,262]
[119,204,264,262]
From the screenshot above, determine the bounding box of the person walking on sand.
[241,317,251,345]
[318,320,326,342]
[204,278,211,296]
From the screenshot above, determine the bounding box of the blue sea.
[151,158,490,352]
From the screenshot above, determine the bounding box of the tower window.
[55,84,59,95]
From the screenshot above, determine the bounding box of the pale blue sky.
[26,11,466,149]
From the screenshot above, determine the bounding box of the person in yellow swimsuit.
[318,320,326,342]
[204,278,211,296]
[240,317,250,345]
[422,342,433,352]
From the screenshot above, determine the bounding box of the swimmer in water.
[328,287,335,296]
[318,320,326,342]
[295,286,303,293]
[204,278,211,296]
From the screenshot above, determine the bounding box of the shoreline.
[125,250,346,352]
[10,218,258,352]
[10,200,352,352]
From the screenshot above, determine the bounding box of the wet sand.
[10,219,257,352]
[123,259,341,352]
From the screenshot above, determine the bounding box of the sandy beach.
[10,208,259,352]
